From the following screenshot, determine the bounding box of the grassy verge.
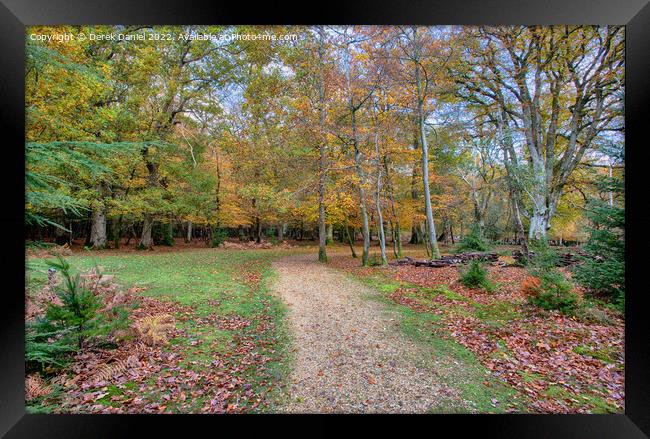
[26,248,292,413]
[351,274,527,413]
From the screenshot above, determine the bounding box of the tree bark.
[352,109,371,266]
[412,27,441,259]
[90,182,107,249]
[139,216,154,249]
[186,221,193,243]
[384,157,403,258]
[316,26,328,263]
[373,121,387,265]
[409,135,422,245]
[138,146,159,249]
[345,220,357,258]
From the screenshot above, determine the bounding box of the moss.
[542,385,619,413]
[573,345,617,364]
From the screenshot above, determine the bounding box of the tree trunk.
[345,221,357,258]
[409,134,422,245]
[139,215,154,249]
[528,206,550,242]
[112,216,122,249]
[413,28,440,259]
[316,26,328,263]
[326,224,333,245]
[383,157,402,259]
[373,127,387,265]
[499,109,529,254]
[90,185,107,249]
[139,146,159,250]
[186,221,193,243]
[353,122,371,265]
[278,223,284,241]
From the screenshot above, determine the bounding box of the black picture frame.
[1,0,648,436]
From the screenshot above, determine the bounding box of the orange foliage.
[520,275,542,297]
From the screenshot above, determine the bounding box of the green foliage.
[573,176,624,310]
[25,321,76,372]
[526,240,559,270]
[526,270,578,313]
[459,260,495,293]
[25,383,64,414]
[35,256,129,354]
[455,224,491,253]
[26,141,145,230]
[153,222,175,246]
[522,241,579,313]
[211,228,228,248]
[367,254,387,267]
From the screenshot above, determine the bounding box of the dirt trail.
[272,253,459,413]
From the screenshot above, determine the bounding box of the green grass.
[26,248,293,413]
[542,385,618,413]
[573,345,618,364]
[352,273,527,413]
[473,301,522,328]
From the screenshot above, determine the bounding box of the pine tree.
[573,175,625,309]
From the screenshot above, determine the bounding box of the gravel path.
[272,253,459,413]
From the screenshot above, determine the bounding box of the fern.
[133,314,175,346]
[26,374,52,400]
[92,355,140,382]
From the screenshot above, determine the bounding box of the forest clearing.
[25,25,624,414]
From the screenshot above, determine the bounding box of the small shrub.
[455,224,491,253]
[27,256,130,371]
[459,260,495,293]
[368,254,385,267]
[520,275,541,296]
[211,228,228,248]
[526,240,559,270]
[161,230,174,246]
[523,270,578,313]
[25,322,76,372]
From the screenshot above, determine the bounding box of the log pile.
[391,252,498,268]
[512,250,584,266]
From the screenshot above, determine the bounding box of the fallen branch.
[391,252,498,268]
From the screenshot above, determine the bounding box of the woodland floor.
[25,241,624,414]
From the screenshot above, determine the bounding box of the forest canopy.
[25,25,624,262]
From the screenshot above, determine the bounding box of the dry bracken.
[133,314,176,346]
[26,374,51,400]
[92,355,140,382]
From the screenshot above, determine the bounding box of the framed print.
[1,0,649,436]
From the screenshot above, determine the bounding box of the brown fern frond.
[26,374,51,400]
[133,314,176,346]
[92,354,139,382]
